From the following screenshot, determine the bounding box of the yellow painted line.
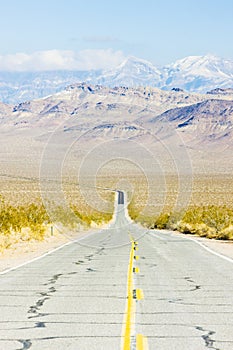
[136,289,144,300]
[136,334,148,350]
[121,242,135,350]
[123,232,147,349]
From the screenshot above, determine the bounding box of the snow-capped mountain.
[95,54,233,93]
[0,54,233,103]
[163,55,233,92]
[95,56,163,87]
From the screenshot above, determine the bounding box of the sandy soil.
[0,228,92,273]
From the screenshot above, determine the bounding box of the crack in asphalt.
[184,276,201,292]
[17,339,32,350]
[185,276,195,283]
[18,246,109,350]
[35,321,46,328]
[67,271,77,276]
[145,263,157,269]
[24,247,105,347]
[44,273,63,286]
[85,254,95,261]
[48,286,56,293]
[86,267,97,272]
[24,272,65,346]
[3,321,47,331]
[73,248,105,272]
[28,312,49,320]
[196,326,220,350]
[28,273,65,318]
[74,260,85,265]
[191,285,201,291]
[84,248,105,261]
[28,297,50,315]
[168,298,183,304]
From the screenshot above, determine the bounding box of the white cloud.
[0,49,126,71]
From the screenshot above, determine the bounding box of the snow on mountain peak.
[100,55,161,77]
[0,54,233,102]
[95,55,162,87]
[168,54,233,77]
[162,54,233,92]
[118,56,160,73]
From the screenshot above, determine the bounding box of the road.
[0,191,233,350]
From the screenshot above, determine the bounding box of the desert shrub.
[0,202,50,242]
[131,204,233,240]
[217,225,233,240]
[127,198,140,221]
[176,206,233,240]
[176,221,217,238]
[153,213,171,229]
[181,205,233,231]
[71,205,112,227]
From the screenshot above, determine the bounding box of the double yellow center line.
[122,237,148,350]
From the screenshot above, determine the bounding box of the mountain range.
[1,83,233,148]
[0,82,233,182]
[0,54,233,104]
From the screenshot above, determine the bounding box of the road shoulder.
[0,227,95,273]
[164,229,233,260]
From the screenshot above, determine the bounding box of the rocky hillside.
[0,84,233,179]
[0,84,232,149]
[148,99,233,145]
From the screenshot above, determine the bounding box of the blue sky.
[0,0,232,70]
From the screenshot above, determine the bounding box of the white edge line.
[150,230,233,264]
[185,235,233,264]
[149,231,167,241]
[0,230,97,276]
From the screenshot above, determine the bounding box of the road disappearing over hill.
[0,191,233,350]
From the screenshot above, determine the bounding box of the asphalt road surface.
[0,191,233,350]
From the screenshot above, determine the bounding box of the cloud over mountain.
[0,52,233,103]
[0,49,126,71]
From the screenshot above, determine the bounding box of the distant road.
[118,190,124,204]
[0,192,233,349]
